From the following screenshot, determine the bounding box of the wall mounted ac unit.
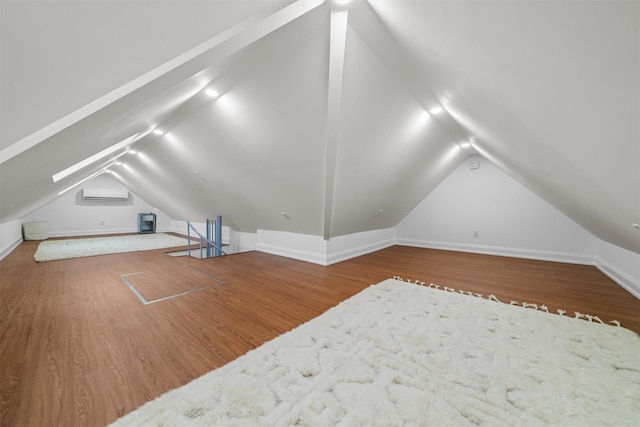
[82,188,129,201]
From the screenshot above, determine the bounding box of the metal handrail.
[186,220,227,258]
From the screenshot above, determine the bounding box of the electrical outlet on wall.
[473,230,479,238]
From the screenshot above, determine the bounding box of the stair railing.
[186,220,227,259]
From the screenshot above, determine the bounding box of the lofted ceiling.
[1,0,638,253]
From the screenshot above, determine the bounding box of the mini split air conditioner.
[82,188,129,201]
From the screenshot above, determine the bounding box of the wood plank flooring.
[121,264,223,303]
[1,238,639,426]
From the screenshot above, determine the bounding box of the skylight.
[52,133,139,182]
[57,166,111,196]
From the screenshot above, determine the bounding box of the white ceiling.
[1,0,638,253]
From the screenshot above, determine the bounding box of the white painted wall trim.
[326,238,395,265]
[256,229,327,265]
[0,219,24,261]
[0,238,23,261]
[397,238,640,301]
[233,231,258,254]
[595,257,640,300]
[594,239,640,300]
[257,242,328,265]
[396,238,595,266]
[171,221,229,241]
[170,221,257,254]
[326,228,396,265]
[256,228,398,266]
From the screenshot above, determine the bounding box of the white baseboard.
[256,242,327,265]
[326,238,395,265]
[595,257,640,300]
[259,234,595,268]
[0,237,23,261]
[396,238,594,265]
[397,238,640,301]
[256,229,396,266]
[258,239,396,266]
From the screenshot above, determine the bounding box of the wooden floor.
[1,239,639,426]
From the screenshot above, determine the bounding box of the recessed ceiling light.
[153,129,164,135]
[128,150,138,155]
[430,106,443,114]
[460,141,471,149]
[115,162,122,166]
[205,89,219,98]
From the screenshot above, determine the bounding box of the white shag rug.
[34,233,190,262]
[111,278,640,427]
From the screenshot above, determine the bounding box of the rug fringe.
[391,276,622,328]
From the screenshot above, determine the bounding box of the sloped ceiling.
[1,0,638,254]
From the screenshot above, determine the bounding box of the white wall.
[5,174,255,258]
[595,239,640,299]
[396,154,598,264]
[257,229,328,265]
[326,228,395,265]
[0,219,24,260]
[171,220,258,255]
[232,231,258,254]
[256,228,395,266]
[173,220,231,243]
[23,174,174,237]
